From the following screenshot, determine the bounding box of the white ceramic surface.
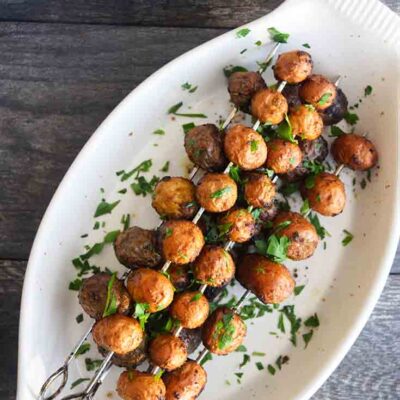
[18,0,400,399]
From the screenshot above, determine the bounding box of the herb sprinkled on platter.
[210,186,232,199]
[255,361,264,370]
[267,27,290,43]
[308,213,330,240]
[200,352,213,366]
[317,92,332,106]
[304,313,320,328]
[302,330,314,348]
[103,272,118,317]
[302,43,311,48]
[181,82,198,93]
[75,342,91,356]
[182,122,195,134]
[254,40,262,46]
[94,199,120,218]
[70,378,90,390]
[134,303,151,330]
[223,65,248,78]
[294,285,305,296]
[85,358,103,372]
[344,111,359,126]
[364,85,373,96]
[168,101,207,118]
[153,129,165,135]
[342,229,354,246]
[236,28,251,38]
[330,125,346,137]
[160,161,170,172]
[277,114,296,143]
[267,364,276,375]
[76,313,84,324]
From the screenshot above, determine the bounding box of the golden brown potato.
[152,177,198,219]
[219,208,256,243]
[168,264,191,291]
[170,291,209,329]
[273,211,319,260]
[273,50,313,84]
[266,138,303,174]
[92,314,143,355]
[299,74,337,110]
[148,333,187,371]
[331,133,378,170]
[301,172,346,216]
[127,268,174,313]
[161,220,205,264]
[192,245,235,287]
[78,272,131,320]
[223,124,268,170]
[243,173,276,208]
[114,226,161,269]
[228,71,267,111]
[117,370,166,400]
[163,360,207,400]
[289,105,323,140]
[251,88,288,125]
[202,306,246,355]
[236,254,294,304]
[196,173,237,213]
[184,124,227,172]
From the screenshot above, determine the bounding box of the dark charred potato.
[127,268,174,312]
[204,285,227,302]
[196,173,238,213]
[266,138,303,174]
[78,272,131,320]
[219,208,256,243]
[170,291,209,329]
[299,74,337,110]
[163,360,207,400]
[117,370,166,400]
[202,306,246,355]
[228,71,267,111]
[92,314,143,355]
[192,245,235,287]
[301,172,346,216]
[259,201,279,223]
[223,124,268,170]
[319,88,348,125]
[160,220,205,264]
[98,337,147,368]
[149,333,187,371]
[236,254,294,304]
[152,177,198,219]
[168,264,191,291]
[282,136,329,182]
[331,133,378,170]
[273,211,319,260]
[180,328,202,354]
[251,88,288,125]
[114,226,161,269]
[184,124,227,172]
[282,83,302,109]
[273,50,313,84]
[289,104,323,140]
[244,173,276,208]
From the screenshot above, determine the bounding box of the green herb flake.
[267,27,290,43]
[118,188,127,194]
[303,330,314,348]
[304,313,320,328]
[181,82,198,93]
[85,358,103,372]
[134,302,151,330]
[94,199,120,218]
[277,313,285,333]
[236,28,251,38]
[93,221,100,230]
[210,186,232,199]
[121,159,152,182]
[344,111,359,126]
[76,313,84,324]
[121,214,130,231]
[330,125,346,137]
[360,178,367,189]
[168,102,183,114]
[302,43,311,48]
[300,199,310,215]
[255,361,264,370]
[294,285,305,296]
[223,65,248,78]
[305,174,316,189]
[239,354,251,368]
[190,293,202,302]
[75,342,91,357]
[309,213,330,240]
[317,92,332,106]
[364,85,373,96]
[168,101,206,118]
[160,161,170,173]
[69,278,83,291]
[277,114,296,143]
[281,305,302,346]
[165,227,173,238]
[254,40,262,46]
[182,122,195,134]
[131,175,159,197]
[267,364,276,375]
[235,345,247,352]
[252,351,266,357]
[250,140,258,152]
[303,160,325,175]
[266,235,289,263]
[103,272,118,317]
[229,165,241,183]
[70,378,90,390]
[153,129,165,135]
[200,352,213,366]
[342,229,354,246]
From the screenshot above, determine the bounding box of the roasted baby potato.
[266,138,303,174]
[251,88,288,125]
[289,104,323,140]
[299,74,337,110]
[219,208,256,243]
[273,50,313,84]
[243,173,276,208]
[117,370,166,400]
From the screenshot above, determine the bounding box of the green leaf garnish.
[153,129,165,135]
[294,285,305,296]
[364,85,373,96]
[255,361,264,370]
[182,122,195,134]
[277,114,296,143]
[223,65,248,78]
[190,293,202,302]
[75,342,90,356]
[267,27,290,43]
[304,313,320,328]
[302,330,314,348]
[94,199,120,218]
[342,229,354,246]
[210,186,232,199]
[70,378,90,389]
[160,161,170,172]
[236,28,251,38]
[102,272,118,317]
[134,303,151,330]
[267,364,276,375]
[317,93,332,106]
[302,43,311,48]
[120,159,152,182]
[250,140,258,152]
[344,111,359,126]
[308,213,330,240]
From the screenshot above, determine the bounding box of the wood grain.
[0,0,398,28]
[0,260,398,400]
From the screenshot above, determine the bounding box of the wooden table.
[0,1,399,399]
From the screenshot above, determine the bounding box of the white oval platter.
[18,0,400,399]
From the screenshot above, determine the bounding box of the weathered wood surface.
[0,260,398,400]
[0,1,399,400]
[0,0,398,27]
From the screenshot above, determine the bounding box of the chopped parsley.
[267,364,276,375]
[294,285,305,296]
[308,213,330,240]
[215,312,236,350]
[160,161,170,172]
[304,174,316,189]
[236,28,251,38]
[85,358,103,372]
[181,82,198,93]
[93,221,100,230]
[364,85,373,96]
[229,165,241,183]
[69,278,83,291]
[267,27,290,43]
[330,125,346,137]
[210,186,232,199]
[300,199,310,215]
[255,235,289,263]
[94,199,120,218]
[344,111,359,125]
[235,345,247,352]
[278,313,285,333]
[302,43,311,48]
[304,313,320,328]
[70,378,90,390]
[277,114,296,143]
[254,40,262,46]
[280,182,300,196]
[182,122,195,134]
[190,293,202,302]
[239,353,251,368]
[303,160,325,175]
[342,229,354,246]
[118,188,127,194]
[200,352,213,366]
[250,140,258,152]
[134,303,151,330]
[79,230,120,260]
[240,48,247,54]
[255,361,264,370]
[131,175,159,196]
[223,65,248,78]
[167,102,207,118]
[76,313,84,324]
[103,272,118,317]
[302,330,314,348]
[120,159,152,182]
[121,214,130,231]
[76,342,90,356]
[280,305,302,346]
[360,178,367,189]
[153,129,165,135]
[252,351,266,356]
[317,92,332,106]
